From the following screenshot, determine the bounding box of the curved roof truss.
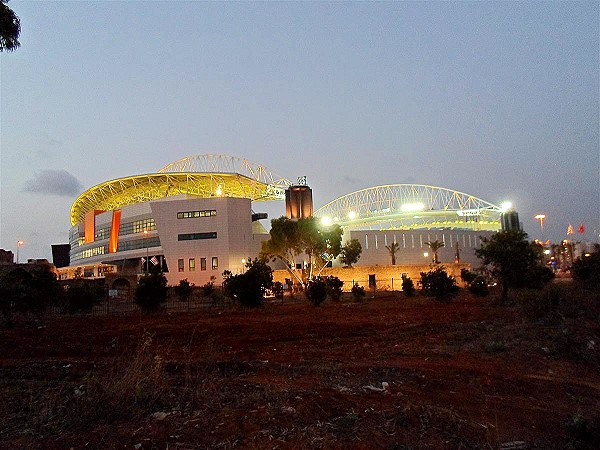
[71,154,292,226]
[314,184,503,231]
[71,172,284,226]
[159,154,292,189]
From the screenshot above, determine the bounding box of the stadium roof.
[70,155,291,225]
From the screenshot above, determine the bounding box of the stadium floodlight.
[348,211,357,220]
[321,216,332,226]
[500,201,512,212]
[401,202,424,212]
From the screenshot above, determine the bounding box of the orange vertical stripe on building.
[109,210,122,253]
[84,211,97,244]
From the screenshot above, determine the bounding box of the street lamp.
[143,230,149,273]
[16,240,24,264]
[534,214,546,239]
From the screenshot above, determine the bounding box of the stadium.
[58,154,510,286]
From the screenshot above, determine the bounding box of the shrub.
[272,281,284,300]
[0,264,60,326]
[468,276,489,297]
[460,268,489,297]
[222,258,273,307]
[306,277,328,306]
[174,279,194,301]
[572,251,600,289]
[201,281,214,298]
[324,276,344,301]
[401,274,416,296]
[135,268,168,313]
[351,283,366,301]
[564,413,600,449]
[419,266,459,302]
[65,279,104,314]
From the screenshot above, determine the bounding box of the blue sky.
[1,1,598,261]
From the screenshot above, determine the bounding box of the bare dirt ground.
[1,291,598,449]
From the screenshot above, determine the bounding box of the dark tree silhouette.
[0,0,20,52]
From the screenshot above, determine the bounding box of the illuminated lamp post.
[143,230,149,274]
[16,240,24,264]
[534,214,546,240]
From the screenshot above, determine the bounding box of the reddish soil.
[1,293,598,449]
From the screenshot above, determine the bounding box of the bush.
[419,266,459,302]
[324,276,344,301]
[401,274,416,296]
[65,279,104,314]
[564,413,600,449]
[174,279,194,302]
[222,258,273,307]
[351,283,366,301]
[572,252,600,289]
[306,277,328,306]
[460,268,489,297]
[0,264,60,326]
[468,276,489,297]
[201,281,214,298]
[135,268,168,313]
[272,281,284,300]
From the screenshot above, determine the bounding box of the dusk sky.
[1,1,598,261]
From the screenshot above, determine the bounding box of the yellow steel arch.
[70,172,284,226]
[314,184,503,231]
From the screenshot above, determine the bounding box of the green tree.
[0,0,20,52]
[385,242,400,265]
[476,230,553,303]
[260,217,343,285]
[340,239,362,268]
[135,267,168,313]
[425,240,445,264]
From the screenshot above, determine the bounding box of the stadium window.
[200,258,206,271]
[365,235,369,250]
[178,259,184,272]
[189,258,195,272]
[212,257,218,270]
[178,232,217,241]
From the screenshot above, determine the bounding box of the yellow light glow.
[215,184,223,196]
[534,214,546,220]
[348,211,357,220]
[423,252,429,257]
[500,201,512,212]
[17,240,24,245]
[321,217,332,226]
[401,202,424,212]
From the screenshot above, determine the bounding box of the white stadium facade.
[56,154,512,285]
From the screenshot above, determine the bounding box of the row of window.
[178,257,218,272]
[178,232,217,241]
[177,210,217,219]
[363,233,483,250]
[71,245,106,262]
[71,218,158,246]
[120,218,156,236]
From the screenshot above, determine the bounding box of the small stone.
[152,412,168,421]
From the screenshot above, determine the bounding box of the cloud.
[23,169,83,197]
